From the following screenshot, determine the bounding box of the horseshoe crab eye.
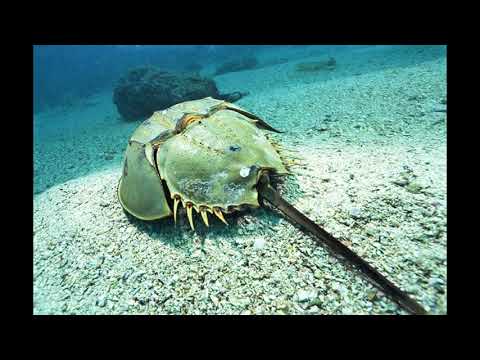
[228,144,241,152]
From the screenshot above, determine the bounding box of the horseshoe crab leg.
[257,172,427,315]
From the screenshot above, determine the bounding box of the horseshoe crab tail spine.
[257,172,428,315]
[213,207,229,225]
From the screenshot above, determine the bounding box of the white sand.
[34,46,446,315]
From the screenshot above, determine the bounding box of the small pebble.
[367,290,378,301]
[96,297,107,307]
[405,182,423,194]
[276,301,289,310]
[296,289,317,303]
[95,255,105,269]
[393,178,409,186]
[122,270,132,281]
[349,207,363,219]
[134,271,145,281]
[308,297,323,308]
[229,296,251,308]
[253,237,266,250]
[210,295,220,306]
[428,277,445,292]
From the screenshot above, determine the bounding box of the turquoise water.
[33,45,446,194]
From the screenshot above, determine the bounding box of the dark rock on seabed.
[113,66,248,121]
[215,56,258,76]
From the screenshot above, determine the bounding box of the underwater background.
[33,45,447,315]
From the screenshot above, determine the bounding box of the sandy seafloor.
[33,45,447,315]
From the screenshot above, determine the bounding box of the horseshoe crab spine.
[170,192,229,229]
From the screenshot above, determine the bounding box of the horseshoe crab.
[117,97,427,315]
